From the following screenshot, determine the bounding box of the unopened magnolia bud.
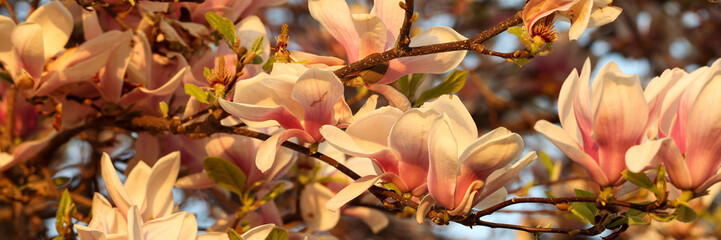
[556,203,570,211]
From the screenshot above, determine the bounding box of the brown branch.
[474,46,533,60]
[396,0,415,51]
[332,11,523,80]
[1,0,19,24]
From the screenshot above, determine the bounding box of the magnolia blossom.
[415,102,535,218]
[182,0,286,24]
[218,64,353,171]
[627,59,721,193]
[535,59,649,186]
[322,96,475,210]
[0,1,72,87]
[75,152,199,239]
[523,0,622,40]
[309,0,467,109]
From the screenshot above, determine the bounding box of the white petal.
[100,153,133,215]
[416,195,435,224]
[144,151,180,220]
[473,187,507,210]
[343,207,389,233]
[26,1,73,59]
[351,14,387,59]
[326,174,384,211]
[301,183,340,232]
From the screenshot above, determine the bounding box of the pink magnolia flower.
[627,59,721,193]
[75,152,199,239]
[535,59,649,187]
[0,1,72,87]
[181,0,286,24]
[416,99,535,217]
[218,64,353,172]
[308,0,467,110]
[523,0,622,40]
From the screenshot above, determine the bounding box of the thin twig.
[1,0,19,24]
[396,0,415,51]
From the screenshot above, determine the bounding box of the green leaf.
[650,212,675,222]
[264,227,289,240]
[251,36,264,54]
[262,56,276,72]
[258,182,286,205]
[53,177,70,186]
[606,215,628,229]
[674,204,698,222]
[228,228,243,240]
[622,170,653,189]
[205,12,236,43]
[203,67,212,78]
[184,83,209,104]
[570,189,597,223]
[413,70,467,107]
[0,71,12,84]
[203,157,247,196]
[252,55,263,65]
[55,189,75,233]
[627,209,649,225]
[507,26,524,37]
[159,101,169,118]
[52,236,63,240]
[512,58,530,67]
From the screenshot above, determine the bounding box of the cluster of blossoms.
[2,0,720,239]
[536,58,721,195]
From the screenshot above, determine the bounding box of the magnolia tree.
[1,0,721,239]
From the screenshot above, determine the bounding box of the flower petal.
[535,120,609,185]
[241,224,276,240]
[456,128,523,199]
[219,98,304,130]
[11,23,45,79]
[474,187,507,210]
[301,183,340,232]
[144,151,181,220]
[99,31,133,102]
[320,124,400,175]
[379,27,467,84]
[625,139,664,173]
[292,68,346,141]
[391,108,438,193]
[644,68,686,138]
[175,172,215,189]
[256,129,314,172]
[477,152,536,201]
[588,6,622,28]
[124,161,151,210]
[427,114,460,210]
[566,0,593,40]
[326,174,385,211]
[522,0,575,36]
[127,205,143,240]
[422,94,477,151]
[557,68,583,144]
[352,14,386,59]
[366,84,410,111]
[82,8,102,40]
[100,153,133,215]
[447,180,484,216]
[26,0,73,59]
[371,0,405,49]
[289,50,345,68]
[308,0,359,62]
[685,68,721,189]
[652,139,691,190]
[415,195,435,224]
[142,212,186,240]
[342,207,389,234]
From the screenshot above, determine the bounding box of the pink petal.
[82,9,102,40]
[474,187,507,210]
[652,139,692,190]
[300,183,340,232]
[624,139,665,173]
[591,62,649,184]
[643,68,686,138]
[26,0,73,59]
[566,0,594,40]
[427,114,460,210]
[291,68,345,141]
[354,94,379,118]
[142,212,186,240]
[11,23,45,79]
[219,98,304,130]
[587,6,622,28]
[415,195,435,224]
[178,214,198,240]
[124,161,151,212]
[241,224,276,240]
[326,174,386,211]
[121,66,189,105]
[477,152,536,202]
[446,180,484,216]
[685,67,721,189]
[144,151,180,220]
[289,50,345,68]
[308,0,359,62]
[99,31,133,102]
[371,0,405,49]
[535,120,609,185]
[379,27,467,85]
[421,94,477,151]
[659,66,703,137]
[2,132,53,172]
[391,108,437,193]
[522,0,575,37]
[100,153,133,215]
[573,58,595,157]
[456,128,523,200]
[345,106,403,152]
[0,16,15,66]
[256,129,314,172]
[236,16,270,68]
[557,68,582,144]
[319,124,400,175]
[127,205,143,240]
[366,84,410,111]
[352,14,386,59]
[696,172,721,194]
[343,207,389,233]
[74,226,105,240]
